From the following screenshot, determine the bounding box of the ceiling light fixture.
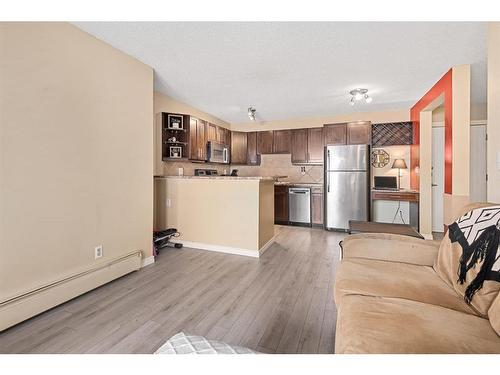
[349,88,372,105]
[248,107,257,121]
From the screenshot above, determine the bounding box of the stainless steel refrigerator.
[324,144,370,231]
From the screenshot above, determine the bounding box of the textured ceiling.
[74,22,487,123]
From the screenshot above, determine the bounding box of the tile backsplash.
[235,154,323,183]
[160,153,323,183]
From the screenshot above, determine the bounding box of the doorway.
[432,126,445,233]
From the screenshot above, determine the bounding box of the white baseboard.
[259,236,276,255]
[422,233,434,240]
[141,256,155,267]
[171,239,275,258]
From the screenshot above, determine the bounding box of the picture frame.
[169,146,182,159]
[167,114,184,129]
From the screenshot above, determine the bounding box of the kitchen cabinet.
[223,128,231,146]
[272,129,292,154]
[291,129,308,163]
[188,117,207,161]
[291,128,323,164]
[231,131,248,164]
[257,131,273,154]
[307,127,324,163]
[247,132,260,165]
[311,186,324,226]
[324,123,347,145]
[207,123,217,142]
[274,185,289,224]
[347,121,371,145]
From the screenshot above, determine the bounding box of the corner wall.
[487,23,500,203]
[0,23,153,324]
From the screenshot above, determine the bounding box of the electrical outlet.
[166,198,171,207]
[94,245,103,259]
[300,166,306,175]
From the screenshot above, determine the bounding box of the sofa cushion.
[334,258,475,314]
[335,295,500,354]
[489,292,500,336]
[341,233,440,266]
[434,203,500,317]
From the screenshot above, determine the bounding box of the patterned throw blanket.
[448,206,500,304]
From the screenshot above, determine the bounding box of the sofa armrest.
[340,233,441,266]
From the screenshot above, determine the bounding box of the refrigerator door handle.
[326,149,331,193]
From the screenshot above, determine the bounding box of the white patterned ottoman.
[155,332,257,354]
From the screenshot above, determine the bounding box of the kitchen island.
[154,176,275,257]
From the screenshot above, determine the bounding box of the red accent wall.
[410,69,453,194]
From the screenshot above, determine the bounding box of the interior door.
[432,127,445,232]
[470,125,487,202]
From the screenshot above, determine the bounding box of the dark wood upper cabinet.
[223,128,231,146]
[189,117,199,160]
[207,123,217,142]
[257,131,273,154]
[247,132,259,165]
[188,117,206,161]
[324,123,347,145]
[307,127,324,164]
[347,121,371,145]
[291,129,308,164]
[230,131,247,165]
[273,130,292,154]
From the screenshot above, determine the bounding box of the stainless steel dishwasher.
[288,187,311,226]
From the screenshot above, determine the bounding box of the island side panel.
[258,180,275,251]
[165,178,261,252]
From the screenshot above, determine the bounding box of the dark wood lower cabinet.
[274,185,289,224]
[311,187,324,226]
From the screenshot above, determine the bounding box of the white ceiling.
[74,22,487,123]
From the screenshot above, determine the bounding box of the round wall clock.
[371,149,390,168]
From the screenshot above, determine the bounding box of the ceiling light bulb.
[354,92,363,101]
[349,97,355,106]
[364,94,373,103]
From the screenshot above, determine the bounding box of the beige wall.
[231,109,409,132]
[487,23,500,203]
[419,111,434,239]
[371,145,411,190]
[162,178,274,254]
[0,23,153,305]
[433,102,486,123]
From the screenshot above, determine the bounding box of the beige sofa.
[334,203,500,353]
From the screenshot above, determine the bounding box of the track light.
[349,88,373,105]
[248,107,257,121]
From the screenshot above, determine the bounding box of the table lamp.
[392,158,407,190]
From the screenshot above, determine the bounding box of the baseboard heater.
[0,250,143,332]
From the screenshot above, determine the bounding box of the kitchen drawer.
[372,191,419,202]
[311,186,323,194]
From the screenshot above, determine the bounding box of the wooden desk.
[371,189,419,202]
[348,220,424,239]
[371,189,420,230]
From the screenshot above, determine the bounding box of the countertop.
[274,181,323,187]
[154,175,275,181]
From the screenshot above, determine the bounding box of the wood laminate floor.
[0,226,344,354]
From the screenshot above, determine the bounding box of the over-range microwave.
[207,141,229,164]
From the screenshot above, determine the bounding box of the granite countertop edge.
[154,175,275,181]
